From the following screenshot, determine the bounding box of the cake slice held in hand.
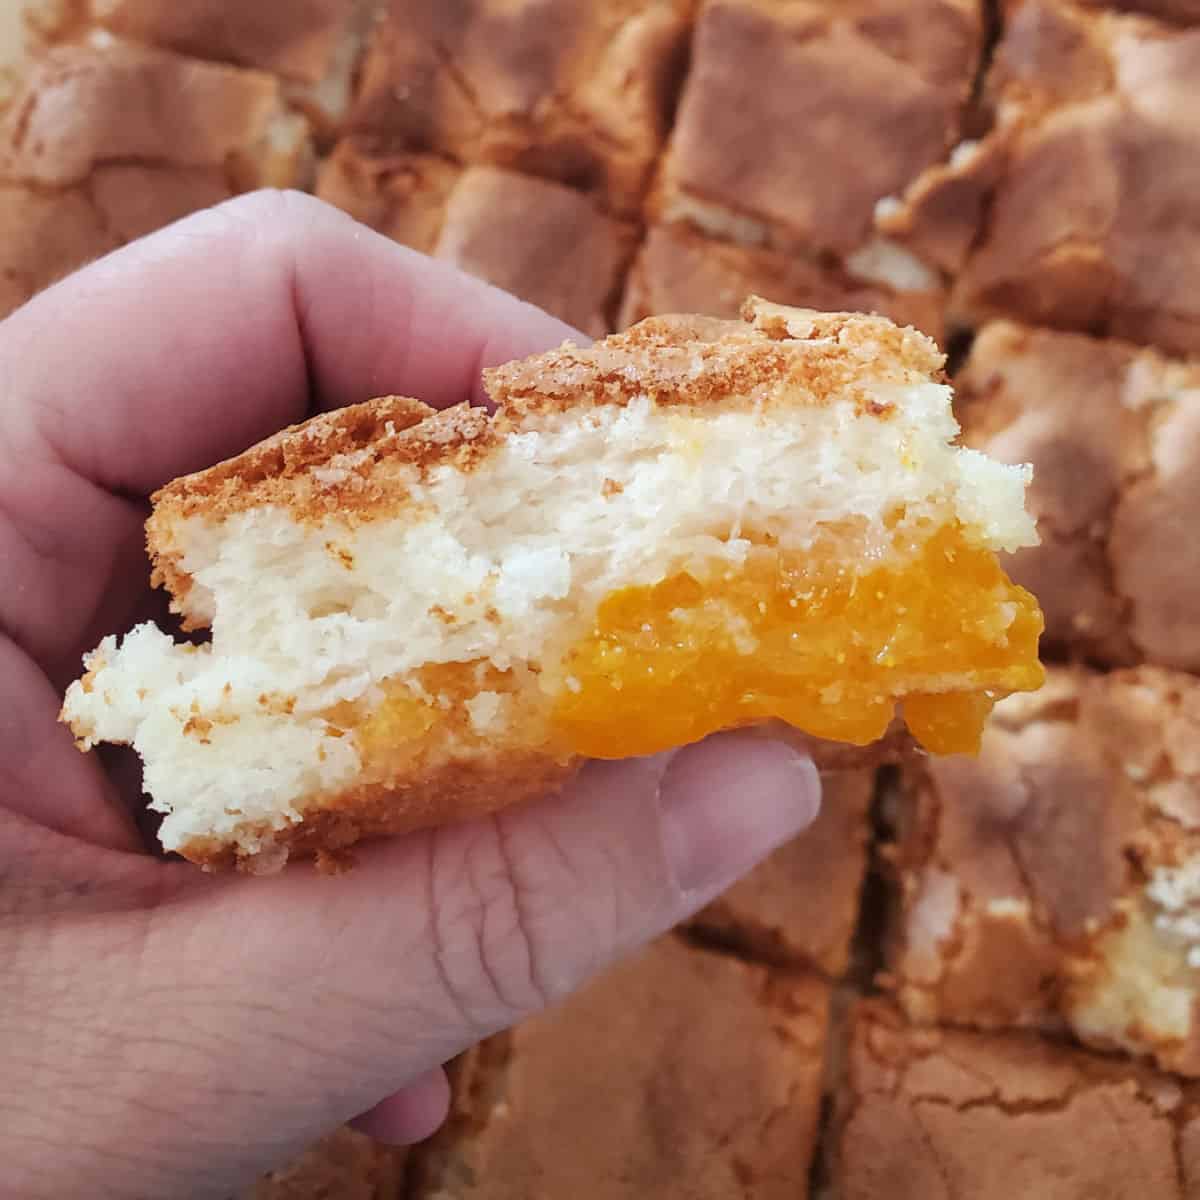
[62,298,1044,871]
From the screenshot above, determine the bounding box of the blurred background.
[4,1,1200,1196]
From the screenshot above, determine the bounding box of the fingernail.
[657,733,821,898]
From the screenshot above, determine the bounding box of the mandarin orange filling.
[552,525,1043,758]
[350,524,1043,768]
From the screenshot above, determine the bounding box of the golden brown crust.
[347,0,692,215]
[147,395,483,610]
[315,139,461,255]
[243,1126,405,1199]
[91,0,354,83]
[432,165,637,337]
[179,729,909,873]
[484,298,944,414]
[0,164,232,320]
[1076,0,1200,23]
[0,33,276,318]
[153,394,443,519]
[0,39,283,187]
[686,768,875,975]
[874,137,1007,278]
[317,150,636,334]
[146,300,945,614]
[954,0,1200,356]
[179,749,580,872]
[0,181,115,318]
[412,936,830,1198]
[658,0,980,256]
[834,1000,1191,1200]
[884,664,1200,1076]
[957,319,1200,669]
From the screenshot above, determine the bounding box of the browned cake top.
[348,0,692,213]
[484,301,944,409]
[954,0,1200,356]
[0,39,281,187]
[957,319,1200,669]
[838,1000,1193,1199]
[659,0,981,254]
[149,299,944,530]
[619,223,947,339]
[91,0,354,83]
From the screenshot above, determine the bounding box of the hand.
[0,191,821,1198]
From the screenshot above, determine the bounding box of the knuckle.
[195,188,338,253]
[425,816,556,1032]
[214,186,322,225]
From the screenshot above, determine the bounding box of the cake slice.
[61,299,1043,871]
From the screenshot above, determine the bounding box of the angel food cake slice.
[62,299,1044,870]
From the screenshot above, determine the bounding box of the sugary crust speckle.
[487,298,944,413]
[147,395,488,615]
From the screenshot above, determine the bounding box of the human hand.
[0,191,821,1198]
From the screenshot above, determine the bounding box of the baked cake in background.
[0,28,312,317]
[956,322,1200,669]
[409,935,830,1200]
[883,668,1200,1076]
[317,151,637,335]
[344,0,692,217]
[649,0,981,337]
[831,1001,1200,1199]
[951,0,1200,355]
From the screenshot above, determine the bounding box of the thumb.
[133,733,821,1191]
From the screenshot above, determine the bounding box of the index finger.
[0,188,577,498]
[0,189,576,678]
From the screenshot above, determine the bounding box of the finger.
[0,190,576,677]
[1,188,576,495]
[98,734,819,1193]
[0,637,142,852]
[0,456,150,689]
[349,1067,451,1146]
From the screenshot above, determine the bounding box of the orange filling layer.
[350,525,1043,767]
[552,525,1043,758]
